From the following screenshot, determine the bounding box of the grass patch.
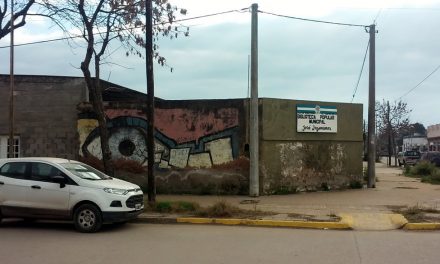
[287,212,341,222]
[146,200,274,219]
[146,200,200,214]
[195,200,273,219]
[403,161,440,184]
[392,205,440,223]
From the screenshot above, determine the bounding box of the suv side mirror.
[51,175,67,188]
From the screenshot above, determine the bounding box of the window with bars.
[0,136,20,158]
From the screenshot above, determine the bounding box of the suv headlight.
[104,188,129,195]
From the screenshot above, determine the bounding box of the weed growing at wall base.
[147,201,200,213]
[146,200,274,219]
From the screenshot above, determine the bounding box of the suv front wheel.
[74,204,103,233]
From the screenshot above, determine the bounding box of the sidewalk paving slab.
[136,162,440,231]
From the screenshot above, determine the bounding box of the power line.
[373,9,382,24]
[258,10,368,28]
[170,7,249,24]
[398,64,440,100]
[351,39,370,103]
[0,8,250,49]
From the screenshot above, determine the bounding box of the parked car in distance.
[398,150,421,166]
[0,157,144,232]
[420,151,440,167]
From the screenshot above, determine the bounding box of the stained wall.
[260,98,363,194]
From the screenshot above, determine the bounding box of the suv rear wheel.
[74,204,103,233]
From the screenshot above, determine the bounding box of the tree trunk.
[77,2,114,176]
[93,56,113,175]
[80,55,113,175]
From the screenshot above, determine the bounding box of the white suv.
[0,157,144,232]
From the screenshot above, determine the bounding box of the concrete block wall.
[259,98,363,194]
[0,75,87,159]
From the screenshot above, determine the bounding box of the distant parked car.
[0,157,144,232]
[398,150,421,166]
[420,152,440,167]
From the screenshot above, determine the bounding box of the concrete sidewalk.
[139,162,440,230]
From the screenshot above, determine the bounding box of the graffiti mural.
[78,107,241,169]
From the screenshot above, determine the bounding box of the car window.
[405,151,420,157]
[31,162,64,182]
[0,162,28,179]
[60,162,110,180]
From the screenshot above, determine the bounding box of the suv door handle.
[31,185,41,189]
[0,181,4,185]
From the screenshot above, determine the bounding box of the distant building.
[402,134,428,152]
[427,124,440,151]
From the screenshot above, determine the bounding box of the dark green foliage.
[410,161,436,176]
[349,181,363,189]
[404,161,440,184]
[150,201,200,213]
[271,186,297,195]
[321,182,330,191]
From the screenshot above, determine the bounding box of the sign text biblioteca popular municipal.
[297,104,337,133]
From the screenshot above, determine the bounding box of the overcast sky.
[0,0,439,127]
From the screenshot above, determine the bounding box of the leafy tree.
[376,100,412,166]
[42,0,188,174]
[0,0,35,40]
[411,122,426,136]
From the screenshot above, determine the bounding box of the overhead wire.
[0,7,251,49]
[258,10,369,28]
[258,9,373,103]
[351,8,382,103]
[398,64,440,100]
[373,9,382,25]
[351,40,370,103]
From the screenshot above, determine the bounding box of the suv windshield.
[60,162,111,180]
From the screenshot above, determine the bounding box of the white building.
[402,134,428,152]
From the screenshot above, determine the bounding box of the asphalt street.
[1,221,440,264]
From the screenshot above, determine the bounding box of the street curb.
[134,214,440,231]
[134,216,351,230]
[403,223,440,230]
[176,218,351,229]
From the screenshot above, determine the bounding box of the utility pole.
[145,0,156,202]
[387,100,391,166]
[367,24,376,188]
[9,0,15,158]
[249,3,259,196]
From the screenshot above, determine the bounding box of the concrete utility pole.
[145,0,156,202]
[9,1,15,158]
[249,3,259,196]
[367,24,376,188]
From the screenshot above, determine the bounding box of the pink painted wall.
[105,108,239,144]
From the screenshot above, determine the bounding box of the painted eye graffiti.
[108,127,147,163]
[80,117,170,166]
[79,114,240,169]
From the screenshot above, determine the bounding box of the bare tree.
[376,100,412,166]
[42,0,187,174]
[0,0,35,39]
